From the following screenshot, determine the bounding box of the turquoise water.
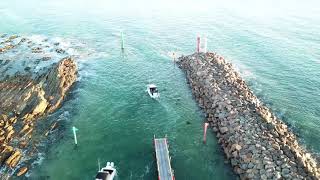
[1,0,320,179]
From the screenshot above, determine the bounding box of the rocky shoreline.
[177,52,320,179]
[0,34,77,177]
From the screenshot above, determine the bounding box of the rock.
[247,162,254,169]
[5,150,21,168]
[240,163,248,170]
[282,168,290,176]
[6,129,14,141]
[266,168,274,178]
[260,174,267,180]
[39,56,51,61]
[218,112,227,119]
[19,140,28,148]
[231,159,238,166]
[265,164,275,169]
[17,166,28,176]
[274,171,282,179]
[256,162,263,170]
[219,127,228,134]
[9,35,18,40]
[31,47,42,53]
[232,151,238,158]
[55,48,66,54]
[212,127,218,132]
[272,143,280,150]
[177,53,320,179]
[234,166,243,174]
[231,143,242,152]
[0,53,77,173]
[247,172,254,178]
[24,67,31,71]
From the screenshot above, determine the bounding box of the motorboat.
[95,162,116,180]
[147,84,160,99]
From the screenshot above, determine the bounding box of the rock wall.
[0,57,77,176]
[177,52,320,179]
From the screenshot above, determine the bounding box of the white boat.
[95,162,116,180]
[147,84,160,99]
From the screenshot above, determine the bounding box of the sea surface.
[0,0,319,179]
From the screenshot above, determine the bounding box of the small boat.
[95,162,116,180]
[147,84,160,99]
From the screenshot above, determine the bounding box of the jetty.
[153,136,175,180]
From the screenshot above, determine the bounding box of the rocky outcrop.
[0,57,77,175]
[177,52,320,179]
[0,35,20,54]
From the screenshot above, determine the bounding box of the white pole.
[121,31,124,50]
[98,158,101,171]
[72,126,78,145]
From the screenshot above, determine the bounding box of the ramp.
[154,136,174,180]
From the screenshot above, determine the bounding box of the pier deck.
[154,137,174,180]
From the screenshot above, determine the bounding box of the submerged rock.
[31,47,43,53]
[56,48,66,54]
[177,52,320,179]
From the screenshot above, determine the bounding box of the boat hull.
[147,84,160,99]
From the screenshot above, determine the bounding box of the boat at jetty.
[95,162,117,180]
[147,84,160,99]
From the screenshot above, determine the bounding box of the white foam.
[31,153,45,166]
[51,37,72,49]
[66,48,79,55]
[29,35,47,44]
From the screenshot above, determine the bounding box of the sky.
[66,0,320,18]
[1,0,319,20]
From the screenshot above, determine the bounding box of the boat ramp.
[153,136,175,180]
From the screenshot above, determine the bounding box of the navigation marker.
[72,126,79,145]
[203,122,209,144]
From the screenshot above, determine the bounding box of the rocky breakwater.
[177,52,320,179]
[0,38,77,177]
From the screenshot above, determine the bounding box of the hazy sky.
[58,0,319,18]
[1,0,319,20]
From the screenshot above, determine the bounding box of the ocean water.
[0,0,319,179]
